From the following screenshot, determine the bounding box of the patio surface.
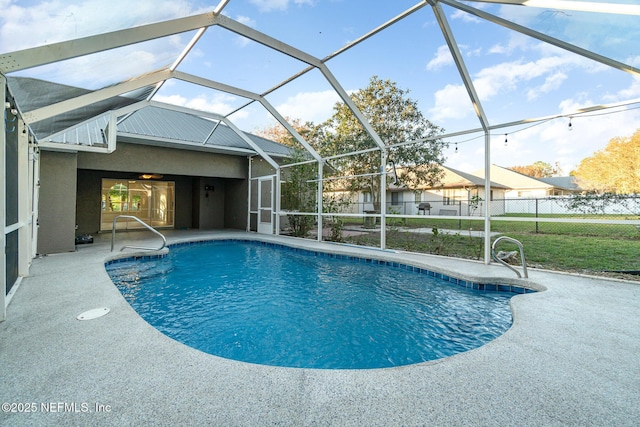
[1,230,639,426]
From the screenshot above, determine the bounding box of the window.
[101,179,175,230]
[443,189,454,205]
[391,192,401,205]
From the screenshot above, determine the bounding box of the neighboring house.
[472,164,582,198]
[345,164,584,217]
[397,165,509,216]
[471,164,583,215]
[537,176,582,195]
[352,165,509,216]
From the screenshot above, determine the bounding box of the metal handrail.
[111,215,167,252]
[491,236,528,278]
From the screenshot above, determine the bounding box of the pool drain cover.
[77,307,110,320]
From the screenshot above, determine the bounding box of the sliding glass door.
[100,179,175,231]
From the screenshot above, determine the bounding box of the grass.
[340,216,640,276]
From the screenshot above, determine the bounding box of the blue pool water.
[106,240,527,369]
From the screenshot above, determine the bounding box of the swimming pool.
[106,239,534,369]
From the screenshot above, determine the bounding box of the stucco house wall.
[38,142,254,254]
[38,151,78,253]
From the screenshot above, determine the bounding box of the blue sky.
[1,0,639,174]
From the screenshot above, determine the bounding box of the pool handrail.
[491,236,528,278]
[110,215,167,252]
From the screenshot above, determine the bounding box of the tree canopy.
[256,76,447,216]
[508,161,556,178]
[316,76,446,208]
[255,117,319,148]
[573,128,640,194]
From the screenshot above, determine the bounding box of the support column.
[483,131,492,264]
[1,74,6,321]
[246,156,252,232]
[317,160,323,242]
[380,150,387,250]
[17,116,29,275]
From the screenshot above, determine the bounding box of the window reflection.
[101,179,174,230]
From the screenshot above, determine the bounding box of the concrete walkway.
[1,230,639,426]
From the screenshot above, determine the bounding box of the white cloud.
[439,72,640,172]
[236,15,256,27]
[628,55,640,67]
[470,47,600,105]
[233,15,258,47]
[609,76,640,101]
[488,33,532,56]
[275,90,340,124]
[1,0,196,87]
[450,9,482,24]
[153,92,244,118]
[0,0,194,52]
[526,72,567,101]
[428,84,474,121]
[426,45,453,71]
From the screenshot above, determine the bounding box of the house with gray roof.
[381,165,510,216]
[8,77,290,254]
[472,165,582,198]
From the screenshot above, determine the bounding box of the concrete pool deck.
[1,230,639,426]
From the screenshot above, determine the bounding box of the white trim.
[1,75,6,321]
[5,222,24,234]
[37,141,112,153]
[5,276,23,309]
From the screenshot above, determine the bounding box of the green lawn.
[341,216,640,275]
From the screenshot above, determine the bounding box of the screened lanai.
[3,0,640,318]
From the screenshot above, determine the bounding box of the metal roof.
[9,76,290,158]
[7,76,153,139]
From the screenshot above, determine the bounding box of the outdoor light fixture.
[139,173,163,180]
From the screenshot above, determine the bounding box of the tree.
[317,76,446,211]
[280,146,317,237]
[257,119,320,237]
[254,117,318,148]
[573,129,640,194]
[508,161,555,178]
